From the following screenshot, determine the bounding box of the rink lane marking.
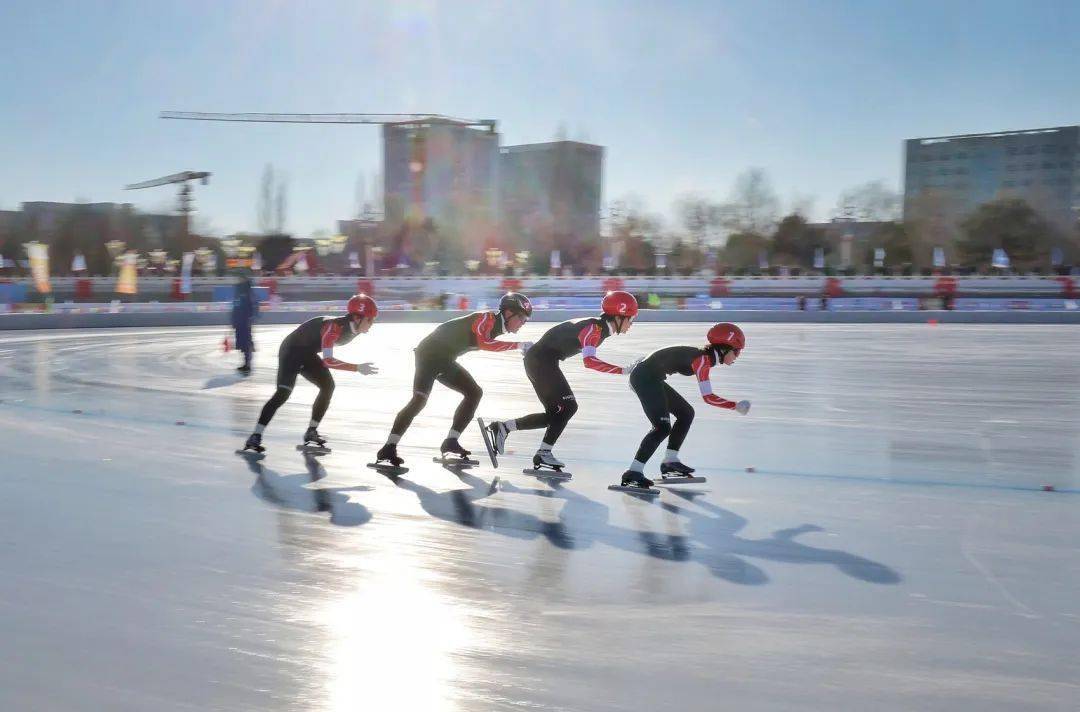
[716,465,1079,495]
[960,515,1041,619]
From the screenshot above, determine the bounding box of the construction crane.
[160,112,500,228]
[125,171,211,246]
[160,111,497,132]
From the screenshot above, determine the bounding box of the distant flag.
[116,252,138,295]
[933,246,946,268]
[991,248,1010,269]
[26,242,51,294]
[181,253,195,295]
[813,247,825,270]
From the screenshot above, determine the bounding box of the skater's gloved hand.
[735,400,751,415]
[357,362,378,375]
[519,341,534,354]
[626,356,644,375]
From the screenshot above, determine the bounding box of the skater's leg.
[507,354,556,432]
[437,362,482,436]
[256,353,301,430]
[537,386,574,449]
[300,356,335,426]
[628,370,671,471]
[387,351,441,442]
[664,384,695,453]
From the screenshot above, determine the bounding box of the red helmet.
[707,323,745,351]
[601,290,638,317]
[347,293,378,318]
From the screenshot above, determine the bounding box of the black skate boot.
[436,438,478,466]
[532,449,566,471]
[297,427,330,454]
[243,433,264,453]
[486,420,509,455]
[523,448,573,480]
[621,470,655,489]
[660,460,695,476]
[375,442,404,467]
[236,433,266,459]
[656,459,707,484]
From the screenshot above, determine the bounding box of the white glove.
[520,341,534,355]
[357,362,379,375]
[626,356,644,375]
[735,400,751,415]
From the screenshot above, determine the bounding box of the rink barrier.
[3,309,1080,330]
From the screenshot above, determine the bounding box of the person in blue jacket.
[232,275,260,375]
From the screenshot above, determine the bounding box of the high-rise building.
[903,125,1079,236]
[382,119,500,243]
[499,140,604,256]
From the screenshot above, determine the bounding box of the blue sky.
[2,0,1079,236]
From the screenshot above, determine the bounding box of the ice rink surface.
[1,322,1078,711]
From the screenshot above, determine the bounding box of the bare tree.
[787,192,816,219]
[355,173,366,219]
[834,180,900,222]
[721,168,780,237]
[274,174,288,234]
[257,164,275,234]
[609,195,663,271]
[675,194,724,250]
[371,171,383,219]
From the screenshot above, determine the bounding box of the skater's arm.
[320,322,359,372]
[692,354,737,409]
[473,312,521,352]
[579,324,623,374]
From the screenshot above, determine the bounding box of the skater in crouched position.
[619,322,750,490]
[241,294,379,454]
[483,290,637,474]
[375,292,533,466]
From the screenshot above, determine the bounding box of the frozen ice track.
[0,324,1078,711]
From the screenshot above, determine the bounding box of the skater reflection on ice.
[658,491,902,585]
[240,452,373,527]
[389,469,579,549]
[349,466,900,585]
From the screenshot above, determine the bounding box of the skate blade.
[433,456,479,467]
[608,484,660,496]
[522,468,573,481]
[367,463,409,476]
[656,476,706,485]
[235,449,265,460]
[476,417,499,468]
[296,444,331,455]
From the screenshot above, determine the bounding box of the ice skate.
[373,442,404,467]
[486,419,510,455]
[433,438,479,466]
[368,443,408,475]
[476,417,500,467]
[296,427,330,454]
[657,460,706,484]
[235,433,266,460]
[523,449,573,480]
[236,363,252,376]
[608,469,660,495]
